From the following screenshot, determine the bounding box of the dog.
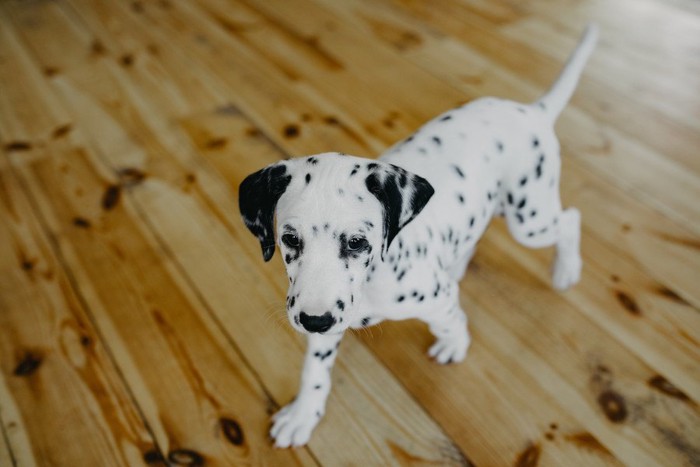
[239,24,598,448]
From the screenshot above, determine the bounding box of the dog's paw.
[428,332,470,364]
[270,399,322,448]
[552,251,582,290]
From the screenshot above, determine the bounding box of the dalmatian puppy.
[239,25,598,448]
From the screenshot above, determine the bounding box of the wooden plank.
[0,424,14,467]
[0,376,29,467]
[0,158,158,466]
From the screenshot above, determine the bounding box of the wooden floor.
[1,0,699,465]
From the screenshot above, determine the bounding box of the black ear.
[239,163,292,261]
[365,163,434,252]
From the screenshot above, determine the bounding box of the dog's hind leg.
[502,169,582,290]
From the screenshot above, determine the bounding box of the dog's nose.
[298,312,335,333]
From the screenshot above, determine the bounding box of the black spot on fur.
[432,136,442,146]
[337,300,345,311]
[397,295,405,302]
[452,164,465,178]
[507,192,514,205]
[496,140,504,152]
[533,137,540,148]
[307,157,319,165]
[367,163,378,170]
[520,176,528,186]
[517,197,527,209]
[469,216,475,227]
[305,173,311,184]
[530,210,537,218]
[516,213,524,224]
[350,164,360,176]
[457,194,465,204]
[361,317,371,326]
[440,114,452,121]
[314,349,334,361]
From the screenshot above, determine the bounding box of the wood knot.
[204,137,227,149]
[597,390,628,423]
[118,168,146,187]
[52,124,73,139]
[515,442,541,467]
[283,124,300,138]
[168,449,204,466]
[4,141,32,152]
[143,449,165,464]
[648,375,691,403]
[73,217,91,229]
[614,290,640,316]
[14,352,43,376]
[220,417,244,446]
[102,184,121,210]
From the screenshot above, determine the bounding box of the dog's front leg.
[270,332,343,448]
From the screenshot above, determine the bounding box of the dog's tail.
[535,23,599,121]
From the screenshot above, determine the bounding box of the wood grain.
[1,0,698,465]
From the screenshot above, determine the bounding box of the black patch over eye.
[282,233,300,248]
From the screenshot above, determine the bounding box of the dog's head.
[239,153,434,334]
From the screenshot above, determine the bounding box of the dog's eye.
[347,236,368,251]
[282,233,300,248]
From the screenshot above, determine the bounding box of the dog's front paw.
[270,398,322,448]
[428,331,470,364]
